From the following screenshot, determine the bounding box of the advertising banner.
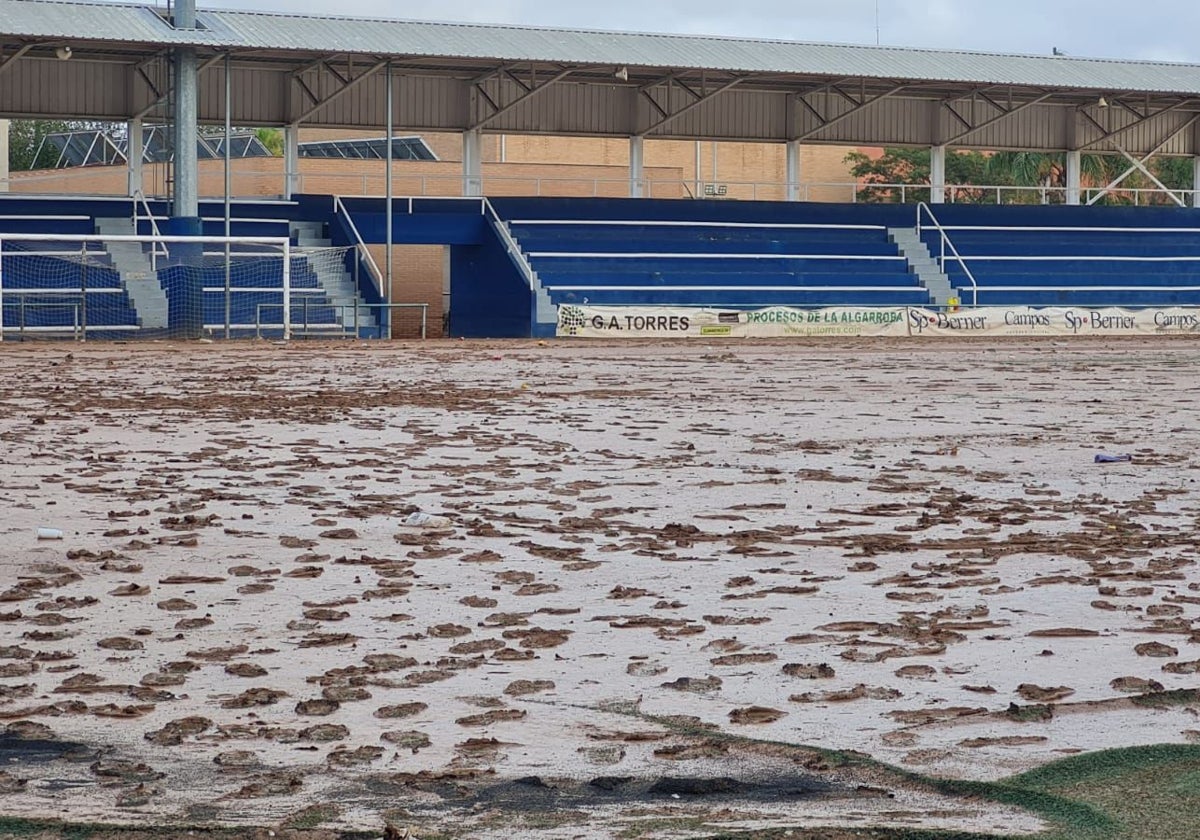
[556,305,1200,339]
[555,305,910,338]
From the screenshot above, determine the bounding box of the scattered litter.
[403,512,452,530]
[36,528,63,540]
[1094,453,1133,464]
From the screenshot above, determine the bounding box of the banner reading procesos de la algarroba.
[555,304,1200,339]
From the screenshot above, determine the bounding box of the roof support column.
[463,129,483,197]
[170,0,199,227]
[1066,150,1081,205]
[786,139,802,202]
[930,144,946,204]
[126,118,143,197]
[630,135,645,198]
[172,52,199,221]
[283,124,300,200]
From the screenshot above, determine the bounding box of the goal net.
[0,233,362,341]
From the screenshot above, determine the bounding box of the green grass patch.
[1129,689,1200,709]
[281,803,342,830]
[1005,703,1055,722]
[1008,744,1200,790]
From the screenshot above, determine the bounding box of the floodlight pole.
[385,60,394,341]
[224,52,232,339]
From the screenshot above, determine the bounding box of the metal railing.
[6,167,1200,207]
[916,202,980,307]
[255,301,428,340]
[1,298,83,341]
[333,195,384,299]
[132,190,169,270]
[481,197,539,290]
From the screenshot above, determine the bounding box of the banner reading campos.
[556,305,1200,338]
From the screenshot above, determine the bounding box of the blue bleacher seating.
[503,214,928,310]
[920,216,1200,307]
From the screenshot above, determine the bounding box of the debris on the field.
[402,511,452,529]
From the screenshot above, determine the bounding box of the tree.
[254,128,284,156]
[982,151,1123,204]
[843,146,1198,205]
[8,119,77,170]
[844,147,988,203]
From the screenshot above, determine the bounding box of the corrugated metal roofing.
[4,0,1200,95]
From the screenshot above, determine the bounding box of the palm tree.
[984,151,1118,204]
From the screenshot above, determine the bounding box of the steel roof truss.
[942,101,974,132]
[796,82,906,141]
[639,75,744,136]
[1078,98,1194,150]
[943,91,1054,145]
[1088,116,1199,206]
[0,43,34,77]
[133,52,223,120]
[471,65,575,130]
[292,57,388,125]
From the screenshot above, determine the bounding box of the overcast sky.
[152,0,1200,63]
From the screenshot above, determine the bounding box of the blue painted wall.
[449,232,534,338]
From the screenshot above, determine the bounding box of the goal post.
[0,232,373,341]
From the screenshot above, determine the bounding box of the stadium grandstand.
[4,0,1200,339]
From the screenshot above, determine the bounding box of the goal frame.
[0,232,292,342]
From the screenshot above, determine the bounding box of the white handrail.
[481,197,538,289]
[333,195,384,299]
[916,202,979,307]
[132,190,169,271]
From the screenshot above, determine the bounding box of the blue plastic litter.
[1094,453,1133,463]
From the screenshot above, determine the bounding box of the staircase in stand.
[97,217,169,330]
[889,227,953,308]
[291,221,377,337]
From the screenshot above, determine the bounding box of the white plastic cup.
[37,528,64,540]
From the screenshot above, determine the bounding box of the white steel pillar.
[283,124,300,199]
[1193,156,1200,208]
[0,120,10,193]
[1066,150,1082,205]
[629,135,646,198]
[930,144,947,204]
[785,139,802,202]
[126,118,143,197]
[463,129,483,196]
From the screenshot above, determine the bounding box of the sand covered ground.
[1,337,1199,838]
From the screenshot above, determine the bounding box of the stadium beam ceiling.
[4,1,1200,155]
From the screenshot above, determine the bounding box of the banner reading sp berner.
[556,305,1200,338]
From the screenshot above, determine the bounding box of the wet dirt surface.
[1,337,1199,837]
